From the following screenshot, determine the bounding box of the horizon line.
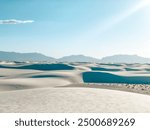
[0,50,149,59]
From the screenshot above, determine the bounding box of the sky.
[0,0,150,58]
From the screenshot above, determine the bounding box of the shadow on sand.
[29,75,64,78]
[124,68,141,71]
[145,69,150,71]
[91,67,122,72]
[99,63,123,67]
[83,72,150,84]
[0,64,74,71]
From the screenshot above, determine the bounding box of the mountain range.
[101,54,150,63]
[58,55,99,62]
[0,51,55,62]
[0,51,150,63]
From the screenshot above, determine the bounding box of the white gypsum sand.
[0,62,150,112]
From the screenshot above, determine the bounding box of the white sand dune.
[0,88,150,113]
[0,70,82,91]
[0,62,150,112]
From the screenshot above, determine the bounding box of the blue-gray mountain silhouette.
[59,55,100,62]
[101,54,150,63]
[1,51,150,63]
[0,51,55,62]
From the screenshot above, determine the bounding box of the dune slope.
[0,88,150,113]
[0,62,150,113]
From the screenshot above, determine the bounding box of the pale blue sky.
[0,0,150,58]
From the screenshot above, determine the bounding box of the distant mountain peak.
[0,51,55,62]
[101,54,150,63]
[0,51,150,63]
[59,55,100,62]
